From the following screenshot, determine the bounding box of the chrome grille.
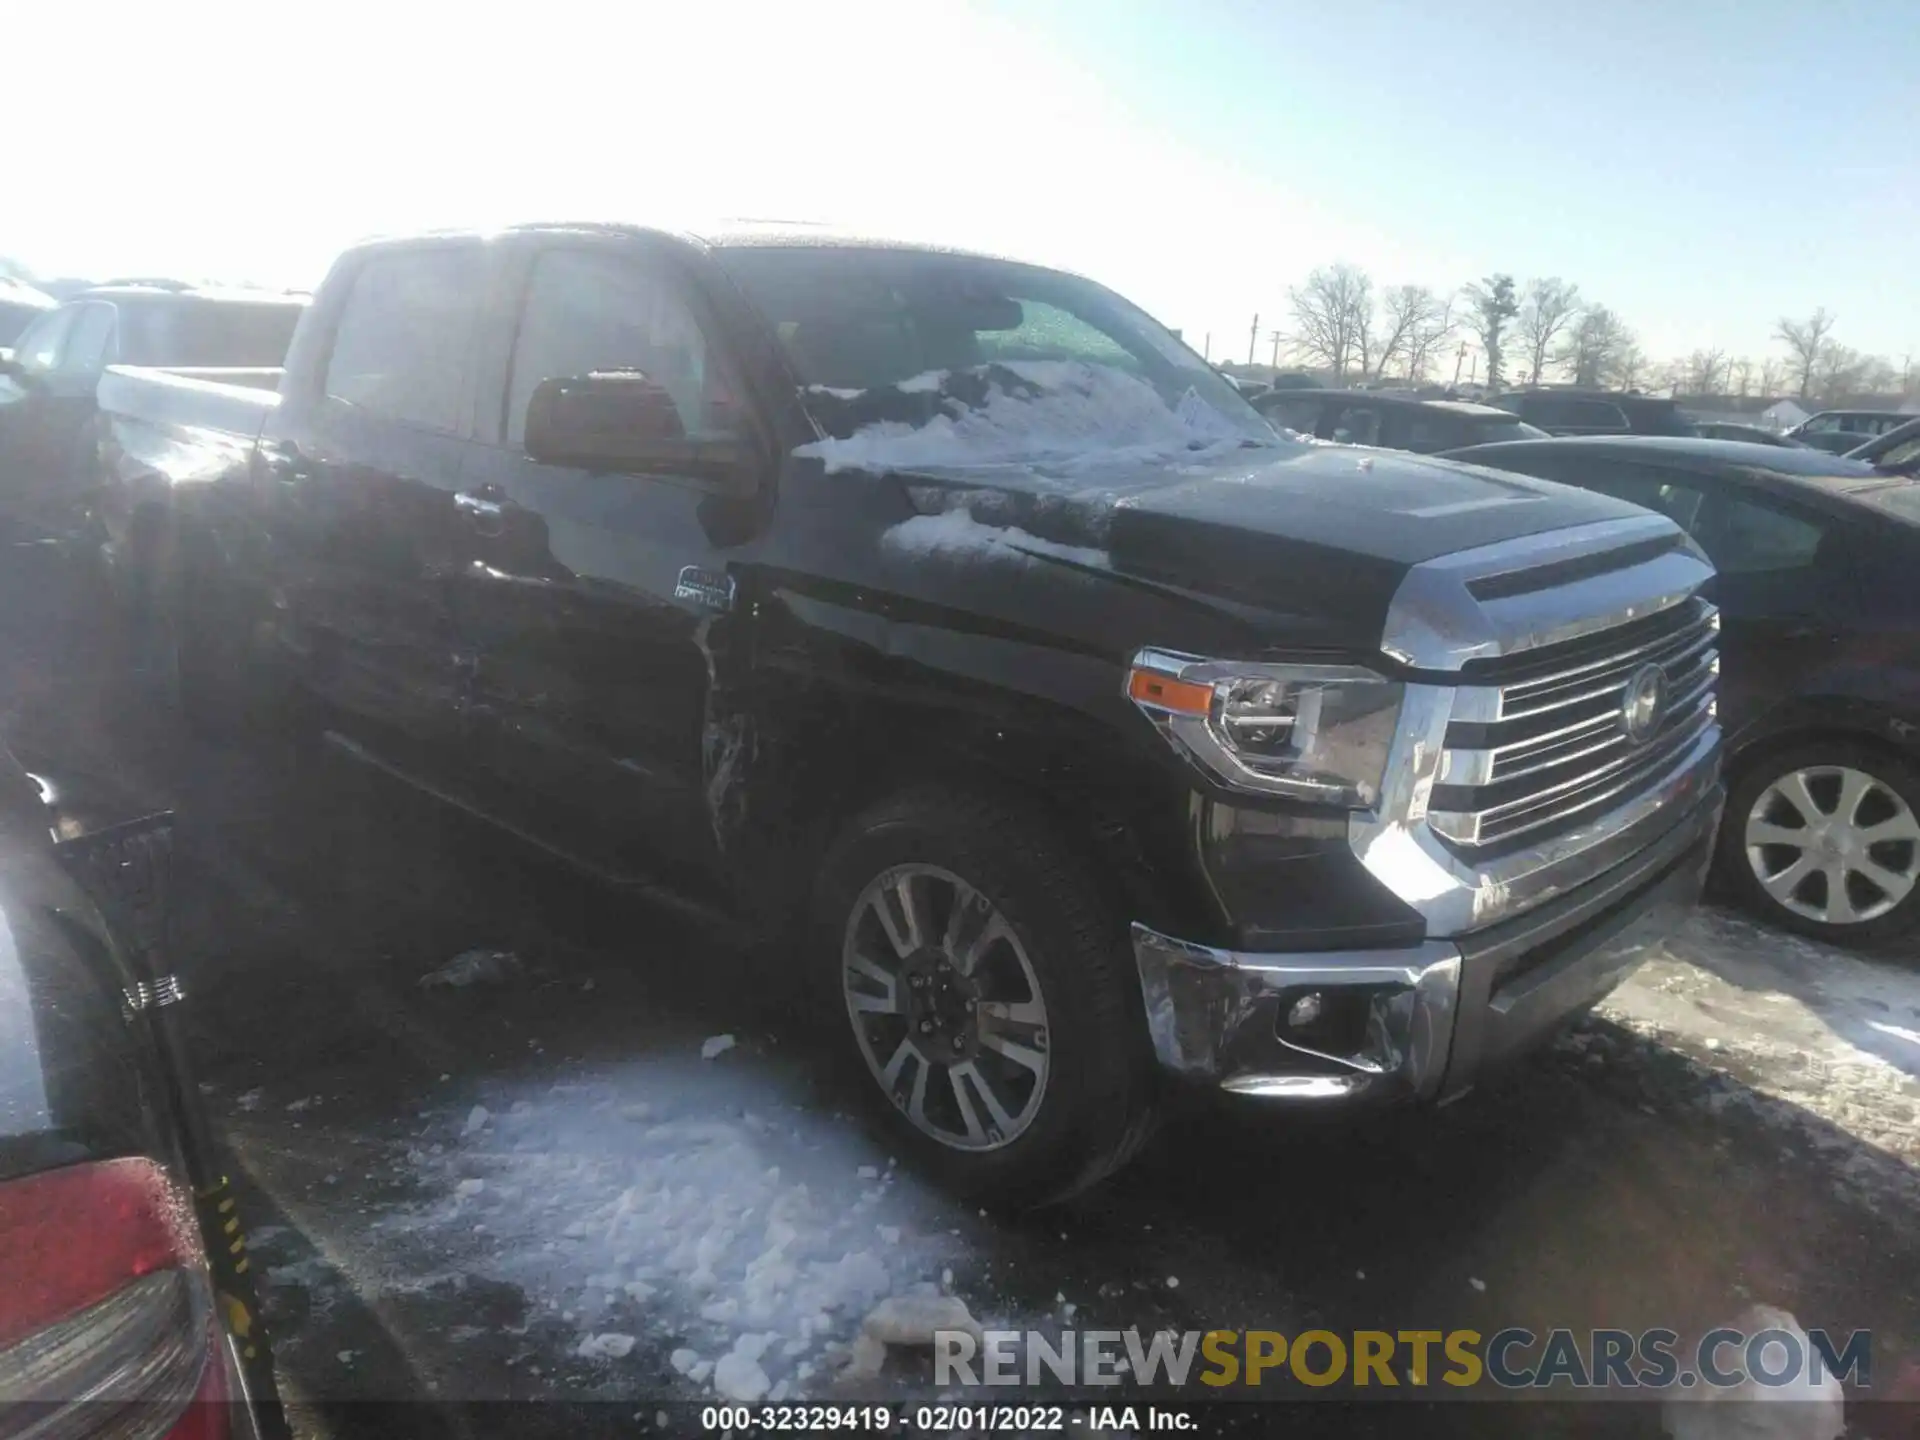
[1429,599,1719,850]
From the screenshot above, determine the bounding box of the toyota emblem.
[1620,663,1668,745]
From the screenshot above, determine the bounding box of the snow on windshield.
[796,360,1290,476]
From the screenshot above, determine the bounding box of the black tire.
[1718,739,1920,947]
[812,787,1159,1207]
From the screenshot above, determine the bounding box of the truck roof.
[344,220,1029,267]
[76,283,310,306]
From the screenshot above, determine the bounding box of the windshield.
[1856,481,1920,522]
[713,245,1279,463]
[116,297,304,367]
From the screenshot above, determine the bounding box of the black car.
[1251,388,1548,452]
[1693,421,1807,448]
[1790,409,1912,456]
[92,223,1721,1201]
[1491,388,1697,437]
[0,285,305,533]
[0,743,280,1433]
[1846,417,1920,475]
[1445,435,1920,944]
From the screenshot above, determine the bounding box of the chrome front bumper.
[1132,786,1721,1102]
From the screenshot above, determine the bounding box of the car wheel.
[1720,741,1920,945]
[814,788,1159,1207]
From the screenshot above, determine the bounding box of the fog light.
[1287,992,1324,1029]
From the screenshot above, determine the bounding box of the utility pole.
[1269,330,1284,369]
[1451,342,1467,388]
[1248,313,1260,365]
[1203,332,1211,362]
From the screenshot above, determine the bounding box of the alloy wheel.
[841,864,1050,1152]
[1744,765,1920,926]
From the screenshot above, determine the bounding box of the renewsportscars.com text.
[934,1326,1872,1392]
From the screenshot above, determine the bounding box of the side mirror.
[523,371,753,493]
[0,350,23,380]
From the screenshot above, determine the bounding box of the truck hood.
[885,443,1656,651]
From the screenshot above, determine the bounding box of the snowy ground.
[1602,914,1920,1192]
[3,533,1917,1437]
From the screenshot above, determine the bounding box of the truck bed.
[98,364,281,441]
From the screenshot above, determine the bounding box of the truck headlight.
[1127,651,1402,808]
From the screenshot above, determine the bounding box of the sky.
[8,0,1917,373]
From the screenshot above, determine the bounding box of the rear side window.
[325,249,483,433]
[1401,411,1468,452]
[1327,403,1382,445]
[1254,395,1322,434]
[116,300,302,368]
[1525,396,1629,430]
[60,305,117,374]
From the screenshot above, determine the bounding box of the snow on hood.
[795,360,1290,476]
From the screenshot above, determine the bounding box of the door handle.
[454,490,506,536]
[454,491,504,519]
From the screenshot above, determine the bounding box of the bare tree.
[1555,306,1631,387]
[1774,308,1837,399]
[1855,355,1901,397]
[1729,358,1755,397]
[1516,278,1582,385]
[1683,348,1728,396]
[1610,343,1649,392]
[1758,358,1786,397]
[1463,275,1520,392]
[1365,284,1442,380]
[1811,345,1875,404]
[1404,295,1457,384]
[1288,264,1373,381]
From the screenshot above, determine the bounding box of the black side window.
[1254,396,1322,434]
[1328,404,1382,445]
[324,249,482,433]
[60,305,117,374]
[1691,495,1824,577]
[505,248,741,448]
[1400,410,1465,453]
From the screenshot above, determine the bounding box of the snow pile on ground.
[1661,1305,1844,1440]
[401,1049,984,1400]
[1599,907,1920,1187]
[796,361,1278,476]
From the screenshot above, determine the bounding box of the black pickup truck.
[98,223,1724,1202]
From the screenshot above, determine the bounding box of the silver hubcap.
[1745,765,1920,926]
[841,864,1050,1152]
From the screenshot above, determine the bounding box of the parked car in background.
[1693,421,1808,448]
[0,278,57,353]
[95,222,1722,1201]
[1491,387,1697,437]
[1251,388,1549,451]
[1846,416,1920,475]
[0,743,279,1436]
[1789,409,1912,455]
[0,285,305,534]
[1444,434,1920,945]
